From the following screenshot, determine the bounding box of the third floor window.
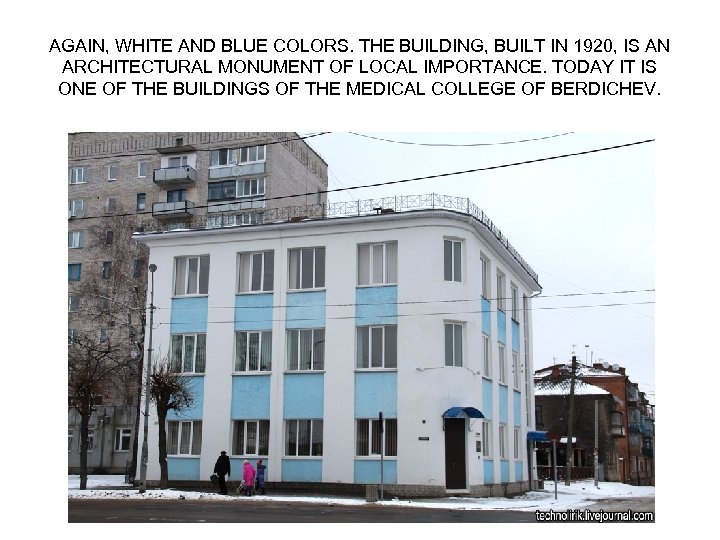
[357,242,397,286]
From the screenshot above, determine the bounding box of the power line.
[347,131,575,146]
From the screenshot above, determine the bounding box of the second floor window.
[498,344,507,384]
[357,242,397,286]
[289,247,325,289]
[171,333,206,373]
[115,428,132,452]
[174,255,209,295]
[444,322,463,367]
[482,334,491,378]
[235,331,272,372]
[287,328,325,371]
[357,325,397,369]
[238,251,274,292]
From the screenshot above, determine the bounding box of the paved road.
[68,499,539,523]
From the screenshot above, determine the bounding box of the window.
[69,167,87,184]
[68,263,82,281]
[132,259,143,278]
[232,420,270,456]
[482,334,491,378]
[105,230,114,245]
[287,329,325,370]
[444,239,462,282]
[288,247,325,289]
[480,253,490,298]
[167,189,186,203]
[174,255,210,295]
[209,148,239,167]
[498,344,507,384]
[235,331,272,371]
[511,283,519,321]
[356,325,397,368]
[115,428,132,452]
[107,163,118,181]
[285,419,323,456]
[68,294,80,312]
[106,197,116,214]
[68,429,74,452]
[482,420,492,458]
[68,328,77,344]
[512,351,520,388]
[240,145,266,163]
[168,155,188,168]
[496,271,506,311]
[499,423,507,459]
[238,251,274,292]
[87,428,95,452]
[68,231,84,248]
[101,261,112,279]
[171,334,206,373]
[535,405,543,426]
[68,199,85,218]
[137,193,146,211]
[444,322,463,367]
[167,420,202,455]
[357,242,397,285]
[356,418,397,456]
[138,161,148,178]
[514,427,521,460]
[99,297,110,312]
[175,137,184,147]
[208,178,266,200]
[98,328,108,342]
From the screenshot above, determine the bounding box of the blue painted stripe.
[482,298,491,334]
[484,459,494,484]
[281,459,322,482]
[355,372,397,417]
[497,310,507,344]
[354,460,397,484]
[482,379,493,419]
[167,376,204,419]
[231,375,271,418]
[286,291,325,329]
[514,390,522,427]
[235,293,273,331]
[283,373,324,418]
[168,457,200,480]
[515,461,524,481]
[171,297,208,333]
[499,385,508,423]
[500,460,510,483]
[356,286,397,326]
[512,320,520,352]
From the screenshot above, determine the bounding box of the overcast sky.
[302,132,655,399]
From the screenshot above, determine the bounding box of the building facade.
[135,196,541,496]
[68,132,328,474]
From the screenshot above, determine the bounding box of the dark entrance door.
[444,418,466,489]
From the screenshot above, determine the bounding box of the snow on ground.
[68,475,654,512]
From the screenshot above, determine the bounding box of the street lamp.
[138,263,157,493]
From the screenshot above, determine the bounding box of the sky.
[301,132,655,399]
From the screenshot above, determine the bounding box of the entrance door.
[444,418,467,489]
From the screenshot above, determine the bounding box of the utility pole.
[594,399,599,487]
[565,355,577,486]
[138,264,156,493]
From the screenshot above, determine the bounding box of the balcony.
[207,198,266,213]
[611,425,626,437]
[208,162,265,180]
[153,166,197,187]
[152,200,195,220]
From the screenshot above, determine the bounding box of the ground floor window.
[356,418,397,456]
[68,429,74,452]
[482,420,492,458]
[285,419,323,456]
[232,420,270,456]
[115,428,132,452]
[167,420,202,455]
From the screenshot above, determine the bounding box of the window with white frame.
[498,343,507,384]
[68,230,85,249]
[137,193,146,211]
[356,325,397,369]
[208,178,265,201]
[68,263,82,281]
[356,418,397,456]
[209,148,238,167]
[68,294,80,312]
[240,145,266,163]
[174,255,210,295]
[287,329,325,370]
[496,271,506,311]
[171,334,206,374]
[511,283,519,321]
[115,428,132,452]
[480,253,490,298]
[232,420,270,456]
[235,331,272,371]
[87,428,95,452]
[167,420,202,455]
[444,239,462,282]
[168,155,188,168]
[288,247,325,289]
[68,429,74,452]
[512,351,520,389]
[238,251,274,293]
[513,427,521,460]
[482,333,491,378]
[444,322,464,367]
[107,163,118,181]
[499,423,507,459]
[69,167,87,184]
[285,419,323,456]
[68,199,85,218]
[138,161,149,178]
[357,242,398,285]
[482,420,492,458]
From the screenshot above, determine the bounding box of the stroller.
[236,479,256,496]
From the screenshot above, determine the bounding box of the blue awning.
[527,431,549,442]
[442,406,485,419]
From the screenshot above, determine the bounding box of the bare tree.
[68,331,135,489]
[150,357,195,488]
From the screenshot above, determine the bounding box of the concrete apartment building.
[68,132,328,475]
[134,194,542,497]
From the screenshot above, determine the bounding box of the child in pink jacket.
[242,459,256,496]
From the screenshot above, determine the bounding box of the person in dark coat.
[214,451,231,495]
[255,459,266,494]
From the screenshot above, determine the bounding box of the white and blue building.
[135,194,541,496]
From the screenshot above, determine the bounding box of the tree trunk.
[157,409,168,489]
[79,408,90,490]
